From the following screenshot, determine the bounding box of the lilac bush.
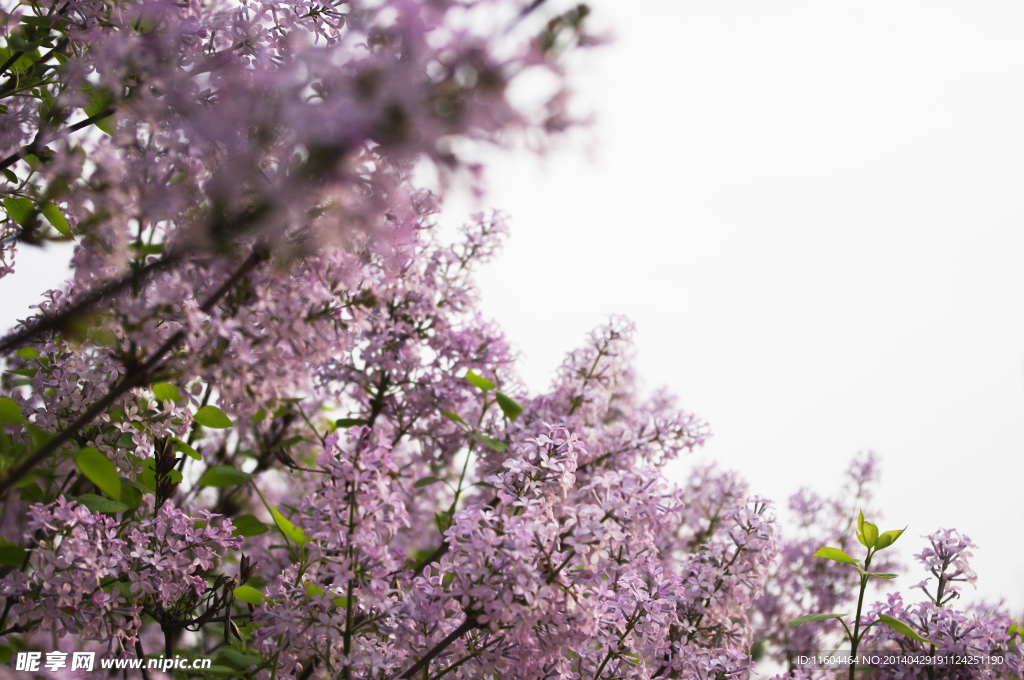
[0,0,1021,678]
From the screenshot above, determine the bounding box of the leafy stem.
[790,511,919,680]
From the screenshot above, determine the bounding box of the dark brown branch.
[0,37,69,99]
[134,638,151,680]
[0,106,114,172]
[0,250,179,355]
[0,1,72,81]
[0,246,268,496]
[0,51,23,79]
[398,615,479,680]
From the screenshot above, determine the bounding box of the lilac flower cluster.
[1,0,593,276]
[0,499,239,656]
[914,528,978,605]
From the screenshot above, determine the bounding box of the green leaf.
[21,15,54,28]
[232,585,266,605]
[198,465,253,487]
[413,476,443,489]
[2,197,34,226]
[194,405,234,429]
[861,520,879,549]
[130,242,163,258]
[875,527,907,551]
[122,479,153,498]
[813,546,859,566]
[18,482,43,503]
[434,509,453,533]
[495,392,524,421]
[15,347,39,359]
[232,514,269,537]
[75,493,130,514]
[39,202,70,236]
[212,645,263,669]
[25,423,52,448]
[137,461,156,492]
[334,418,368,428]
[82,86,116,135]
[1,168,17,183]
[174,438,201,461]
[74,447,122,500]
[152,382,181,404]
[0,545,27,566]
[440,411,467,426]
[465,370,496,391]
[878,614,934,644]
[789,613,846,627]
[0,397,24,424]
[119,481,142,509]
[865,571,898,580]
[271,505,307,545]
[14,469,50,488]
[472,431,507,452]
[0,45,39,74]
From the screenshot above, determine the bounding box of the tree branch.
[398,615,479,680]
[0,250,179,355]
[0,105,114,172]
[0,37,70,99]
[0,246,268,496]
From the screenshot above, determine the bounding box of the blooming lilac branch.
[0,251,177,354]
[0,100,106,173]
[0,246,267,495]
[397,615,481,680]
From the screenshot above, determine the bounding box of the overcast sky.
[454,0,1024,612]
[4,0,1023,632]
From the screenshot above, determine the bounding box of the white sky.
[2,0,1022,630]
[461,0,1024,612]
